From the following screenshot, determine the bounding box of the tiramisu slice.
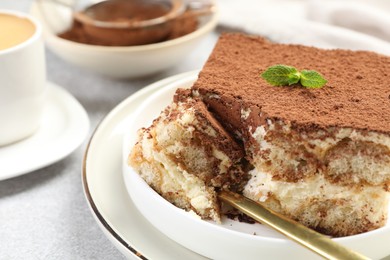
[193,33,390,236]
[129,89,248,222]
[129,33,390,237]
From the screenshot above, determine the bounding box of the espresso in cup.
[0,11,46,146]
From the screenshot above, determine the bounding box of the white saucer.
[0,81,89,180]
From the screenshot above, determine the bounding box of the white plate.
[0,81,89,180]
[122,72,390,260]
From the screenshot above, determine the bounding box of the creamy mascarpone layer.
[252,120,390,160]
[243,168,389,236]
[244,169,389,212]
[249,119,390,186]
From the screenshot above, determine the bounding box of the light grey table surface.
[0,1,219,259]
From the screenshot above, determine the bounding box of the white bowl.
[30,1,218,78]
[122,72,390,260]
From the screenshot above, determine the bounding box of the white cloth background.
[217,0,390,55]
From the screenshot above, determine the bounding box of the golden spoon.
[218,190,370,260]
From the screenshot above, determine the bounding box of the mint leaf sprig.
[261,65,327,88]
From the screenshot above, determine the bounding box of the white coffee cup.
[0,10,46,146]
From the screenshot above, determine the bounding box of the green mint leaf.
[261,65,301,86]
[261,65,327,89]
[300,70,327,88]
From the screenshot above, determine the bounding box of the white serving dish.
[122,72,390,260]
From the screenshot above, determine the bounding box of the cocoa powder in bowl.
[58,0,198,46]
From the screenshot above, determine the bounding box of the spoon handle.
[218,190,370,260]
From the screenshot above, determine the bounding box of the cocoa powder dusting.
[58,11,198,46]
[193,33,390,134]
